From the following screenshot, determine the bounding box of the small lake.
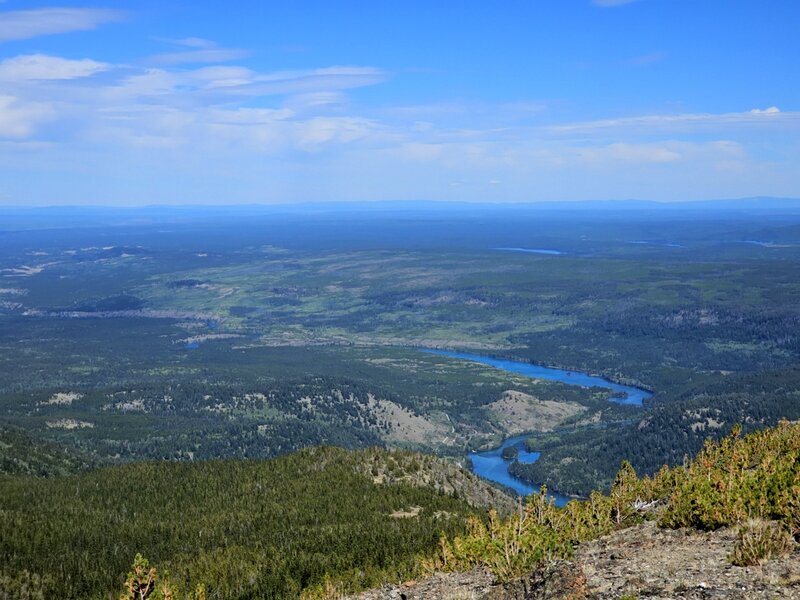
[742,240,795,248]
[492,247,564,255]
[628,240,686,249]
[420,348,652,503]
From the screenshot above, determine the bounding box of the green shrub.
[428,422,800,581]
[660,421,800,531]
[728,519,795,566]
[422,480,638,581]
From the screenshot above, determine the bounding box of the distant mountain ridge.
[3,197,800,231]
[0,197,798,213]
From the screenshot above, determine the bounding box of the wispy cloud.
[99,65,385,105]
[165,37,215,48]
[0,32,793,204]
[0,95,54,138]
[0,7,123,42]
[149,48,250,66]
[0,48,388,155]
[576,142,682,164]
[148,38,249,66]
[285,91,349,111]
[545,108,794,135]
[0,54,110,80]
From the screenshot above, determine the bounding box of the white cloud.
[0,95,54,138]
[546,108,798,135]
[577,142,682,164]
[285,92,348,111]
[207,107,294,125]
[0,35,791,204]
[248,67,386,96]
[295,117,378,151]
[0,8,123,42]
[165,37,216,49]
[102,69,177,102]
[88,103,381,154]
[188,66,255,88]
[0,54,110,81]
[148,39,249,66]
[99,65,385,106]
[149,48,250,66]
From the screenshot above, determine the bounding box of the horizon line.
[2,196,800,211]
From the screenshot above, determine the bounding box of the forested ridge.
[3,423,798,599]
[0,447,491,599]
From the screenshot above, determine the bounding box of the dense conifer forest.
[0,447,486,599]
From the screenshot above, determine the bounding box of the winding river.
[420,348,652,505]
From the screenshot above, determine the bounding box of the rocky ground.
[349,521,800,599]
[356,450,518,515]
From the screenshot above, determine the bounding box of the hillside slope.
[0,424,95,476]
[0,446,511,600]
[354,421,800,599]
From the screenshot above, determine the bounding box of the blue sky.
[0,0,798,205]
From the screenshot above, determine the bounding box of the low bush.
[728,519,795,567]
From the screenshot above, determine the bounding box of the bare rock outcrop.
[349,521,800,599]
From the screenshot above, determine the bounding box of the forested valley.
[2,204,800,597]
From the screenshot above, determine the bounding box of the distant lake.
[628,240,685,248]
[420,349,651,406]
[492,247,564,255]
[742,240,795,248]
[420,348,651,502]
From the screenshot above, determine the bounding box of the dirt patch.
[389,506,422,519]
[181,333,242,344]
[363,357,425,373]
[485,390,584,435]
[368,395,450,446]
[42,392,83,406]
[103,398,146,412]
[45,419,94,430]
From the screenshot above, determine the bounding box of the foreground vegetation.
[2,422,797,599]
[429,421,800,580]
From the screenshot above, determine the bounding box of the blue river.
[421,349,651,406]
[420,348,652,505]
[468,434,573,506]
